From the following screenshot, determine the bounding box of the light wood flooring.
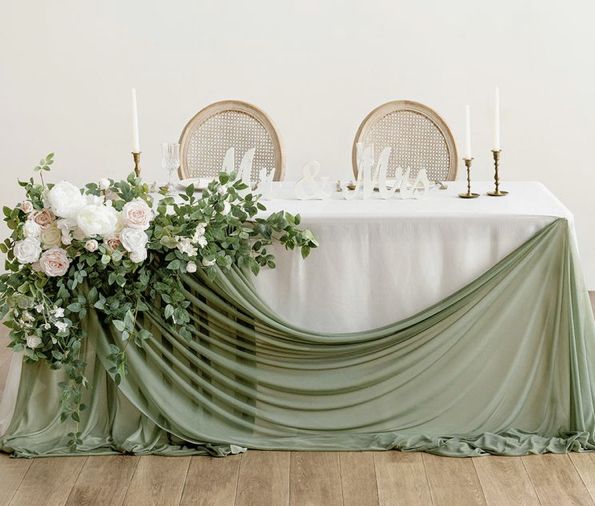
[0,293,594,506]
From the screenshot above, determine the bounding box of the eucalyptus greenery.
[0,155,317,449]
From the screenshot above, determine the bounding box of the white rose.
[99,178,111,190]
[202,257,216,267]
[85,239,99,252]
[39,247,70,277]
[76,204,119,237]
[122,199,153,230]
[20,200,34,214]
[23,220,41,239]
[129,248,147,263]
[120,227,148,252]
[222,202,231,215]
[14,237,42,264]
[26,336,42,349]
[47,181,86,218]
[41,224,62,249]
[186,261,197,273]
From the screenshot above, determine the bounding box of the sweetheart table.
[1,180,595,457]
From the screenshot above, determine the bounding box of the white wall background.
[1,0,594,287]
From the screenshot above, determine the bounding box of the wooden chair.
[179,100,284,181]
[352,100,458,181]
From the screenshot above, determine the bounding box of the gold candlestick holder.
[132,152,141,177]
[487,149,508,196]
[458,157,479,199]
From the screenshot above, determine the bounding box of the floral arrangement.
[0,154,317,448]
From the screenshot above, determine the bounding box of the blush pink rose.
[20,200,34,214]
[39,248,70,277]
[121,199,153,230]
[30,208,55,230]
[104,234,121,251]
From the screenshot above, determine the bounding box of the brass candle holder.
[458,157,479,199]
[487,149,508,196]
[132,152,141,177]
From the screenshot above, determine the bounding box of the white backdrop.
[1,0,594,287]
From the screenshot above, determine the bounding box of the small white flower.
[23,220,41,239]
[120,227,148,253]
[192,224,206,243]
[34,303,44,313]
[99,178,111,190]
[54,321,68,332]
[186,261,197,273]
[26,336,42,349]
[20,200,34,214]
[14,237,42,264]
[221,202,231,215]
[197,235,207,248]
[129,248,148,263]
[21,311,34,322]
[202,257,216,267]
[176,237,197,257]
[53,307,65,318]
[43,323,51,330]
[85,239,99,252]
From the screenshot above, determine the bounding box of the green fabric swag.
[2,218,595,457]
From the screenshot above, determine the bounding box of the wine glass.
[162,142,180,194]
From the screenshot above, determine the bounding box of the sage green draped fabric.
[2,218,595,457]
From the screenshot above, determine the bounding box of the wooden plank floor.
[0,294,594,505]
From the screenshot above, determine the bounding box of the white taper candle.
[494,87,501,150]
[464,105,472,159]
[131,88,140,152]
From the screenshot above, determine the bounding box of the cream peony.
[41,224,62,249]
[85,239,99,252]
[26,336,42,349]
[120,227,148,253]
[14,237,42,264]
[20,200,34,214]
[121,199,153,230]
[99,178,111,190]
[39,248,70,277]
[129,248,147,263]
[23,220,41,239]
[76,204,119,237]
[47,181,86,218]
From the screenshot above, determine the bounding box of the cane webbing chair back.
[352,100,458,181]
[179,100,284,181]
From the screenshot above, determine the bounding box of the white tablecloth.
[250,181,574,333]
